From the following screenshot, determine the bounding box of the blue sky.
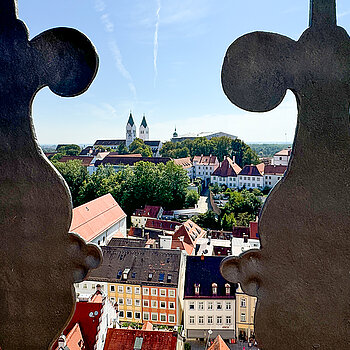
[18,0,350,145]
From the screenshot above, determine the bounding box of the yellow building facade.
[235,285,256,340]
[108,282,142,323]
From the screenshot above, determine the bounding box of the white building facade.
[193,155,219,186]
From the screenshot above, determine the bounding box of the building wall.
[75,281,108,299]
[235,285,256,340]
[263,174,283,188]
[90,217,127,246]
[272,154,290,166]
[130,216,148,228]
[184,299,235,340]
[139,125,149,141]
[193,163,219,185]
[211,175,238,189]
[95,297,119,350]
[108,283,142,323]
[238,175,263,189]
[142,285,178,326]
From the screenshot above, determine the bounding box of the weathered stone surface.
[220,0,350,348]
[0,1,101,349]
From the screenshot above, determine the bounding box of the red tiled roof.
[208,335,230,350]
[212,157,241,177]
[171,239,194,255]
[173,157,192,169]
[173,220,206,248]
[70,194,126,242]
[104,328,177,350]
[264,164,287,175]
[145,218,180,231]
[274,147,292,156]
[59,155,92,167]
[134,205,162,218]
[58,323,85,350]
[193,155,218,166]
[239,163,264,176]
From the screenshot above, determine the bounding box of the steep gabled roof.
[70,194,126,242]
[208,335,230,350]
[127,112,135,126]
[212,157,241,177]
[173,220,206,249]
[141,115,148,128]
[239,163,264,176]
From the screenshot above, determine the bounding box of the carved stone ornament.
[220,0,350,348]
[0,1,101,349]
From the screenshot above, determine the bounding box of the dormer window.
[212,283,217,296]
[194,283,200,296]
[225,283,231,296]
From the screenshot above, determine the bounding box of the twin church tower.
[126,112,149,147]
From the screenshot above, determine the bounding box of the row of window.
[119,311,175,323]
[188,314,247,325]
[116,298,176,309]
[189,301,232,311]
[189,315,232,325]
[110,286,175,298]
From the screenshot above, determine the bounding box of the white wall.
[90,217,127,246]
[184,299,235,338]
[238,175,263,189]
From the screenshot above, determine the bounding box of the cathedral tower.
[126,112,136,147]
[139,114,149,141]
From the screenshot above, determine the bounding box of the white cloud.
[101,13,114,32]
[109,41,137,98]
[94,0,105,12]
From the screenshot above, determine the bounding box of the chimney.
[201,254,204,261]
[243,234,248,243]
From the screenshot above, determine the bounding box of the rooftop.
[239,163,265,176]
[212,157,241,177]
[70,193,126,242]
[184,256,237,298]
[104,327,177,350]
[87,246,182,286]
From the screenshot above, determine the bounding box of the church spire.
[140,114,147,128]
[127,111,135,127]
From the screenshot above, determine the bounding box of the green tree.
[51,159,88,207]
[192,210,221,230]
[57,144,81,156]
[117,143,129,155]
[221,212,237,231]
[129,138,152,157]
[184,190,200,208]
[77,165,118,205]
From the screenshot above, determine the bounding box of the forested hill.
[248,144,292,158]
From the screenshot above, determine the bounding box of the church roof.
[127,112,135,127]
[141,115,148,128]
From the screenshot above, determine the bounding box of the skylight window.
[159,273,165,282]
[117,270,122,279]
